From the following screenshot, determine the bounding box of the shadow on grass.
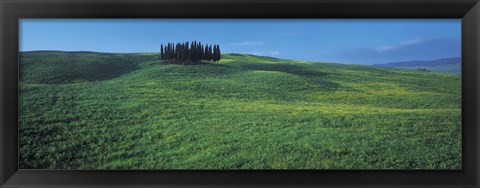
[239,63,347,90]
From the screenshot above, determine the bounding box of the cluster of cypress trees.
[160,41,221,64]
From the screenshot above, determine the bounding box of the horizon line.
[19,50,461,65]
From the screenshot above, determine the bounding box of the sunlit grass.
[18,52,461,169]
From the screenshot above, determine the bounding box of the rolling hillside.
[373,57,461,75]
[19,51,461,169]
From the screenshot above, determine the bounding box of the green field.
[19,51,461,169]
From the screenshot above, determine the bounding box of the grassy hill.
[19,51,461,169]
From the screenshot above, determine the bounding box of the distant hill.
[373,57,461,75]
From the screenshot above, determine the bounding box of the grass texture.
[19,51,461,169]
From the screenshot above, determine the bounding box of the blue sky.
[20,19,461,65]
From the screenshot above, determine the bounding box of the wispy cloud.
[376,37,426,52]
[233,51,280,56]
[270,51,279,55]
[228,41,264,46]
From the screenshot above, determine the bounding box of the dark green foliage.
[19,52,461,170]
[160,44,164,60]
[159,41,220,64]
[213,44,221,63]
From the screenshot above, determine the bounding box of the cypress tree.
[218,45,221,62]
[208,45,213,61]
[204,45,208,62]
[204,45,208,61]
[167,43,170,60]
[191,41,196,62]
[176,43,180,61]
[213,44,221,63]
[196,41,201,62]
[160,44,164,61]
[171,43,174,60]
[213,45,217,63]
[185,41,190,61]
[167,43,171,60]
[171,43,175,60]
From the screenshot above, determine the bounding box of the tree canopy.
[160,41,221,64]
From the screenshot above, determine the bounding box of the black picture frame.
[1,0,479,187]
